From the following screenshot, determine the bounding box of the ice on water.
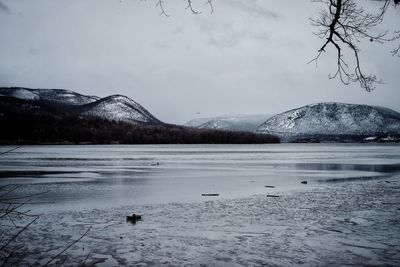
[0,144,399,266]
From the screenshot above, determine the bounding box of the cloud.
[0,1,10,14]
[193,0,280,47]
[197,19,270,47]
[223,0,280,20]
[0,0,398,124]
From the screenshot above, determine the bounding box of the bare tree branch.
[310,0,399,91]
[156,0,170,17]
[43,226,92,266]
[0,216,39,252]
[206,0,213,14]
[153,0,213,16]
[0,146,21,156]
[0,182,91,266]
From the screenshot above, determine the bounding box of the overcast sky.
[0,0,399,124]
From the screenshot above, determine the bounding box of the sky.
[0,0,399,124]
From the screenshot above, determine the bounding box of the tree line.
[0,113,279,145]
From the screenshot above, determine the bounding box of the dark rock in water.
[301,181,308,184]
[126,213,142,224]
[265,185,275,188]
[267,194,279,198]
[201,193,219,196]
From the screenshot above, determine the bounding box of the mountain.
[186,114,272,132]
[80,95,161,124]
[0,87,99,106]
[0,87,279,144]
[257,102,400,142]
[0,87,161,125]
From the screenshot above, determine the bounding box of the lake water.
[1,144,400,266]
[1,144,399,211]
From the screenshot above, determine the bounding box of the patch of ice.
[5,178,400,266]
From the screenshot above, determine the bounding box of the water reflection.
[0,144,399,211]
[292,163,400,173]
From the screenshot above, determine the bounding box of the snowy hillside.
[81,95,161,124]
[185,117,213,128]
[257,102,400,141]
[186,114,272,132]
[0,87,99,105]
[0,87,162,125]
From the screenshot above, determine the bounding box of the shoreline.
[5,176,400,266]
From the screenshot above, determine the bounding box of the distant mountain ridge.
[257,102,400,142]
[2,87,399,143]
[186,114,272,132]
[0,87,99,106]
[0,87,279,144]
[0,87,161,125]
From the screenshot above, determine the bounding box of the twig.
[156,0,169,17]
[0,146,21,156]
[0,216,39,251]
[1,251,13,267]
[43,226,92,266]
[0,185,22,199]
[81,252,91,266]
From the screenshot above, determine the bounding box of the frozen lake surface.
[1,144,399,211]
[0,144,399,266]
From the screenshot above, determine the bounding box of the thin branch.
[156,0,169,17]
[310,0,399,91]
[0,185,22,199]
[81,252,91,266]
[43,226,92,266]
[205,0,213,14]
[154,0,213,16]
[185,0,201,14]
[0,146,21,156]
[0,216,39,252]
[1,251,14,267]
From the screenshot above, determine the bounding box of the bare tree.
[309,0,399,91]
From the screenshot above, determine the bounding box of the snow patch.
[81,95,160,124]
[186,114,273,132]
[10,88,39,100]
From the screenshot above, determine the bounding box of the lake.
[0,144,399,211]
[1,144,399,266]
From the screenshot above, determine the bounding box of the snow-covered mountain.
[0,87,99,106]
[80,95,161,124]
[0,87,161,125]
[186,114,272,132]
[257,102,400,141]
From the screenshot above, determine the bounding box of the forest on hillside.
[0,113,279,145]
